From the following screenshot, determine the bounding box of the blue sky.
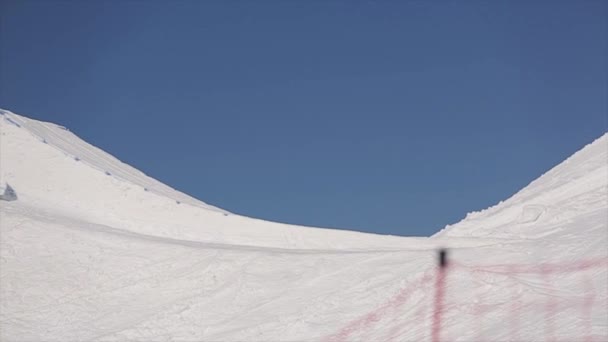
[1,1,606,236]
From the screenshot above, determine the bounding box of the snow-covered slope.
[0,110,226,214]
[0,109,606,341]
[435,131,608,241]
[0,109,439,251]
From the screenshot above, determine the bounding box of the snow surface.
[0,108,606,341]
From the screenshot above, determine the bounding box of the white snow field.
[0,108,606,342]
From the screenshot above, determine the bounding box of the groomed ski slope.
[0,109,606,341]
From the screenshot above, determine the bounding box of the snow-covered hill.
[0,109,606,341]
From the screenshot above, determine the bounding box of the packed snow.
[0,108,606,341]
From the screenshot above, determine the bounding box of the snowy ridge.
[0,109,433,250]
[0,109,606,341]
[0,109,227,214]
[435,133,608,240]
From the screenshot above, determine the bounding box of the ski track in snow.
[0,109,607,341]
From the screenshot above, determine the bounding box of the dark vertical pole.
[439,249,448,268]
[432,248,448,342]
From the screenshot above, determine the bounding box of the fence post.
[432,248,449,342]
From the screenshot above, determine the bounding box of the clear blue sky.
[1,1,606,236]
